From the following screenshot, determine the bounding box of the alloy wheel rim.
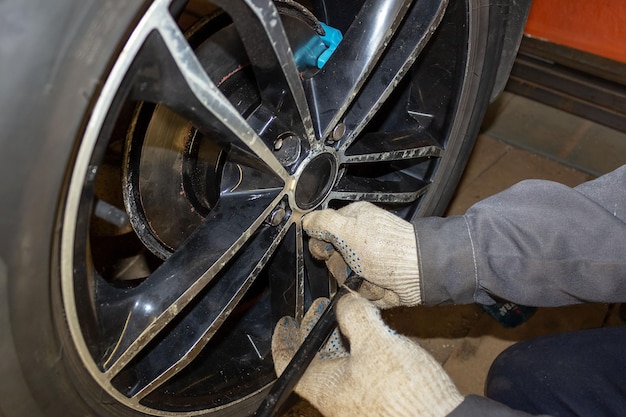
[57,0,473,414]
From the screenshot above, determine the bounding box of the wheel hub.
[294,151,337,210]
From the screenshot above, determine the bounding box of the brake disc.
[123,3,336,260]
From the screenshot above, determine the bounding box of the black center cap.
[294,153,337,210]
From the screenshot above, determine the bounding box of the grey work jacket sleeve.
[414,164,626,306]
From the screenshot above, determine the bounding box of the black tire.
[0,0,510,416]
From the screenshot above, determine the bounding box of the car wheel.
[0,0,509,415]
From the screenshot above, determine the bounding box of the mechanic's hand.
[303,201,421,308]
[272,293,463,417]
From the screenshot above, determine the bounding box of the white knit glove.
[272,293,464,417]
[303,201,421,308]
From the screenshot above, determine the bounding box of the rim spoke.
[100,189,283,377]
[130,3,290,181]
[306,0,412,139]
[303,233,334,300]
[268,221,306,324]
[341,131,443,163]
[328,173,430,204]
[295,221,306,321]
[212,0,316,145]
[339,0,448,151]
[123,217,293,400]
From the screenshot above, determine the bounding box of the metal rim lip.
[292,150,338,211]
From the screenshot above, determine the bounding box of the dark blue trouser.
[485,326,626,417]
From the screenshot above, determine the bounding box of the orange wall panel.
[525,0,626,64]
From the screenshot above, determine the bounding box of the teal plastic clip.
[316,23,342,69]
[293,22,343,70]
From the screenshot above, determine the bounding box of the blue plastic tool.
[293,22,343,70]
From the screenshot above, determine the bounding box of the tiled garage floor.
[281,93,626,415]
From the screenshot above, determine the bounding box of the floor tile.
[443,303,611,396]
[482,93,586,160]
[567,122,626,175]
[454,133,509,186]
[384,304,484,364]
[446,134,593,216]
[482,93,626,176]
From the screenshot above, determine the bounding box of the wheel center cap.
[294,152,337,210]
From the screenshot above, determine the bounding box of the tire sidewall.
[0,1,146,416]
